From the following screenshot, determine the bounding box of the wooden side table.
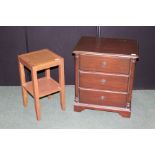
[18,49,65,120]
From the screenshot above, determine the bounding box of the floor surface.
[0,86,154,128]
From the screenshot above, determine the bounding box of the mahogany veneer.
[79,71,129,92]
[73,36,139,117]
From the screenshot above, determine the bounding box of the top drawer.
[79,54,130,74]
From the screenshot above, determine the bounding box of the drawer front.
[79,72,129,92]
[79,55,130,74]
[79,89,127,107]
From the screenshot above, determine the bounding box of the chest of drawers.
[73,36,139,117]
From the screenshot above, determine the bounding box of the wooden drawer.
[79,54,130,74]
[79,72,129,92]
[79,89,127,107]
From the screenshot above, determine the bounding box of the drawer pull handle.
[101,96,105,100]
[101,79,106,84]
[101,61,107,68]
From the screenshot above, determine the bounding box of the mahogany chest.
[73,36,139,117]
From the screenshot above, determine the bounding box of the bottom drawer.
[79,89,127,107]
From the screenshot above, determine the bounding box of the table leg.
[18,62,28,107]
[32,69,41,121]
[59,59,65,110]
[45,69,52,99]
[45,69,51,79]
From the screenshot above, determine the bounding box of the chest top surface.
[73,36,139,58]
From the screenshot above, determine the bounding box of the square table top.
[18,49,63,70]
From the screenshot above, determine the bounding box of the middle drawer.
[79,72,129,92]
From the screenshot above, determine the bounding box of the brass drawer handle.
[101,79,106,84]
[101,96,105,100]
[101,61,107,68]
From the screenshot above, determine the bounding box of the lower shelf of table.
[23,77,61,98]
